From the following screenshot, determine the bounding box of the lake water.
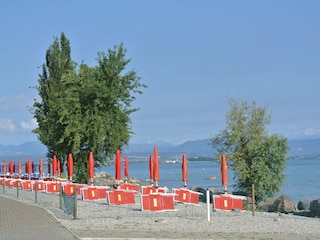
[2,155,319,204]
[101,158,320,204]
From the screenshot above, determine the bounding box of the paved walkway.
[0,195,79,240]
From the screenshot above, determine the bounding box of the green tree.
[31,33,146,183]
[211,99,289,202]
[32,32,76,169]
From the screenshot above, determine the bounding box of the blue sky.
[0,1,319,145]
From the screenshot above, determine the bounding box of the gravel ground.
[59,199,320,240]
[2,183,320,240]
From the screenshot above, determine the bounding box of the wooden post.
[16,180,20,199]
[35,181,38,203]
[59,182,62,209]
[73,186,78,220]
[251,184,255,216]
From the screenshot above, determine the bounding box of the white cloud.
[20,118,38,130]
[304,128,320,136]
[0,119,16,131]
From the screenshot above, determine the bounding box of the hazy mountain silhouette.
[288,138,320,156]
[1,138,320,159]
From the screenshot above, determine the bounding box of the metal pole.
[3,178,5,194]
[73,186,78,220]
[184,181,187,189]
[16,180,20,199]
[59,182,62,209]
[35,181,38,203]
[251,184,255,216]
[206,189,210,222]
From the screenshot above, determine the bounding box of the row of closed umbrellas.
[1,147,229,191]
[0,153,78,179]
[137,146,229,191]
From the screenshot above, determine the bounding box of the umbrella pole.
[114,179,120,189]
[155,181,159,192]
[223,185,228,193]
[183,181,187,189]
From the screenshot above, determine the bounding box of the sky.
[0,1,319,146]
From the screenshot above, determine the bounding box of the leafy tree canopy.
[31,33,146,183]
[211,99,289,202]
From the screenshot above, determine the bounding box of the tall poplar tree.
[211,99,289,202]
[32,32,76,169]
[31,33,146,183]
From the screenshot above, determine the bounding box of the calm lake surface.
[2,155,319,204]
[102,158,320,203]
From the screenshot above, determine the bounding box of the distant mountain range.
[287,138,320,156]
[0,141,47,158]
[123,140,216,158]
[1,138,320,160]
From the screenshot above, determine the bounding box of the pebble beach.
[2,181,320,240]
[57,199,320,240]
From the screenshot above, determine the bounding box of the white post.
[206,189,210,222]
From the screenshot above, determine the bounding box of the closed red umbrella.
[88,151,94,185]
[115,149,121,181]
[18,160,22,177]
[39,157,43,177]
[57,159,61,176]
[153,146,160,187]
[31,161,35,174]
[149,155,154,186]
[221,154,228,192]
[9,160,14,176]
[149,155,154,184]
[48,161,51,176]
[182,154,188,188]
[3,161,6,175]
[67,153,74,181]
[27,157,32,178]
[124,155,129,178]
[52,155,57,177]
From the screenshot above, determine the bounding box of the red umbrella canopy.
[9,160,14,174]
[182,154,188,182]
[48,161,51,175]
[221,154,228,187]
[3,161,6,175]
[149,155,154,181]
[27,158,32,176]
[39,157,43,176]
[67,153,74,180]
[52,155,57,177]
[153,146,160,182]
[57,159,61,175]
[88,151,94,179]
[18,160,22,176]
[124,155,129,177]
[115,149,121,180]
